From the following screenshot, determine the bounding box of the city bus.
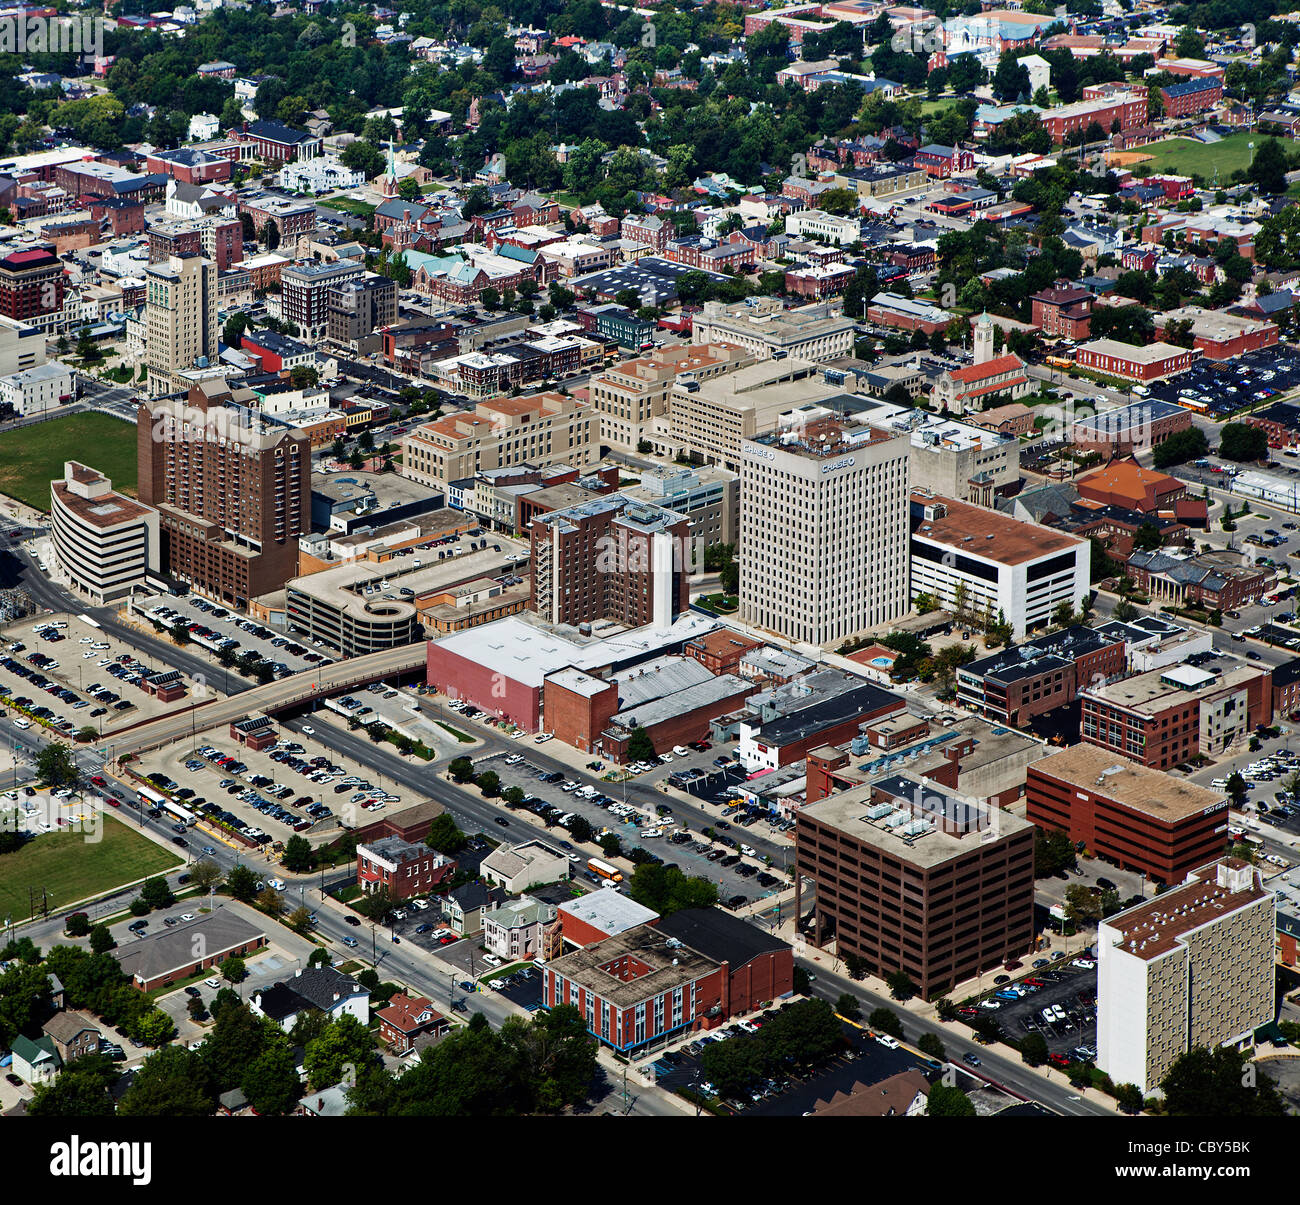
[587,857,623,883]
[162,800,196,827]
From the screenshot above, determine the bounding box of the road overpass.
[110,641,428,755]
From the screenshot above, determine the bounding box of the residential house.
[40,1012,101,1063]
[249,967,370,1033]
[376,992,449,1052]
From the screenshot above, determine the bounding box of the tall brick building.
[796,776,1036,997]
[0,248,64,331]
[529,495,691,629]
[137,379,310,606]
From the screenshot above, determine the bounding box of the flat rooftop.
[544,921,717,1009]
[559,890,659,938]
[1084,659,1264,715]
[801,775,1034,869]
[289,534,526,619]
[1103,860,1267,961]
[911,490,1084,566]
[430,612,720,689]
[1033,743,1227,822]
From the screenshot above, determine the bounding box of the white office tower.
[739,406,910,646]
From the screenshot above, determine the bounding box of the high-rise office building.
[1097,858,1274,1096]
[795,775,1036,998]
[144,253,217,396]
[0,248,65,332]
[739,406,910,646]
[137,379,310,606]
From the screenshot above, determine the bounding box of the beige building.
[586,342,751,450]
[400,392,596,490]
[1098,859,1274,1096]
[739,407,911,645]
[690,297,855,363]
[145,252,217,396]
[668,358,849,472]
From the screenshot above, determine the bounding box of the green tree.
[1160,1046,1285,1116]
[221,956,248,985]
[1132,521,1163,552]
[132,1008,176,1047]
[282,835,314,872]
[1020,1032,1049,1066]
[626,726,655,763]
[918,1031,946,1061]
[885,971,916,1001]
[1115,1082,1145,1113]
[448,756,475,783]
[65,912,90,937]
[835,991,861,1020]
[190,858,222,894]
[119,1046,215,1116]
[88,924,114,954]
[140,876,174,910]
[869,1007,904,1039]
[225,863,259,902]
[35,742,77,787]
[241,1045,301,1115]
[476,770,501,797]
[701,1034,768,1097]
[28,1054,117,1116]
[1035,827,1077,878]
[927,1082,976,1115]
[1219,424,1270,462]
[303,1014,378,1090]
[426,813,469,853]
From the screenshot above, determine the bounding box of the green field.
[0,815,182,923]
[319,196,377,216]
[0,411,138,512]
[1134,133,1261,183]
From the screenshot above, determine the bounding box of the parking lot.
[476,750,785,909]
[646,1002,938,1114]
[131,594,337,682]
[962,955,1098,1063]
[1143,346,1300,419]
[0,612,197,739]
[132,719,416,850]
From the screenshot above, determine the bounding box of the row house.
[665,236,756,271]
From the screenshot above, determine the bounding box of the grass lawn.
[920,98,956,116]
[319,196,376,216]
[435,721,474,743]
[0,815,182,922]
[1134,133,1260,183]
[0,411,138,511]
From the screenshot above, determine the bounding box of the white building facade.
[739,409,911,646]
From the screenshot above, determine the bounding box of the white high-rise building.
[1097,858,1274,1097]
[738,406,910,646]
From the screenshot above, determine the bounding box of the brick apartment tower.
[137,379,310,607]
[529,496,691,628]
